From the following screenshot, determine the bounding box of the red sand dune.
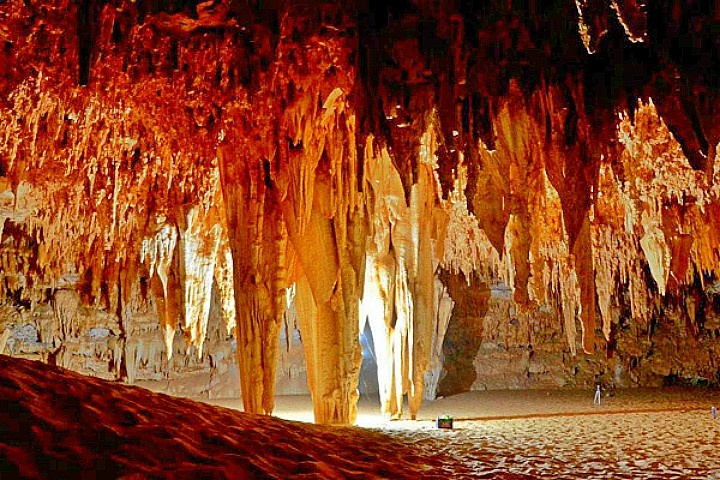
[0,355,536,479]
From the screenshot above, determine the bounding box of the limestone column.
[407,162,438,418]
[283,177,364,425]
[218,145,287,415]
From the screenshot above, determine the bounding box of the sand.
[3,355,720,479]
[211,389,720,479]
[376,393,720,479]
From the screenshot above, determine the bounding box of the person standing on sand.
[594,385,601,405]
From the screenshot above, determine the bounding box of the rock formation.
[1,0,719,425]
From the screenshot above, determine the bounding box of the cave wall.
[1,0,720,425]
[438,276,720,394]
[0,278,312,399]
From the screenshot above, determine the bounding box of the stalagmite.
[361,257,397,416]
[0,328,11,355]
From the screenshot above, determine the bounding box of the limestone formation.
[1,0,720,426]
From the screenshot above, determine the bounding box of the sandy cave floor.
[3,356,720,479]
[210,389,720,479]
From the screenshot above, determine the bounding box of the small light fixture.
[436,414,453,429]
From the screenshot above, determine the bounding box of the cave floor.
[3,354,720,479]
[208,388,720,479]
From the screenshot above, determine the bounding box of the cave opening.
[358,320,379,398]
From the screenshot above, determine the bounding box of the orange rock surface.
[0,0,720,428]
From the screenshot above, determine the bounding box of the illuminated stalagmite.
[2,0,720,426]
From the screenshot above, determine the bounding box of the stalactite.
[361,119,450,420]
[141,218,179,359]
[470,91,570,350]
[639,217,671,296]
[218,148,287,416]
[593,223,616,342]
[574,215,596,353]
[591,100,720,334]
[440,153,501,282]
[528,170,581,354]
[178,204,223,357]
[214,239,237,336]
